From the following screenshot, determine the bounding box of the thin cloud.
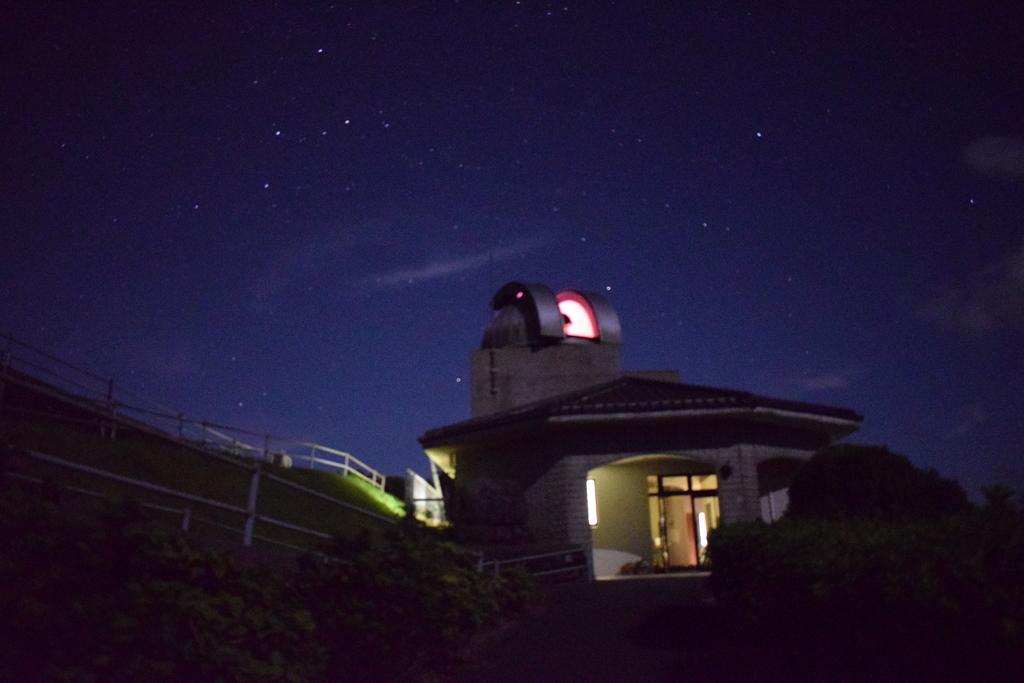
[796,372,851,391]
[920,236,1024,335]
[943,402,987,440]
[361,237,550,289]
[964,137,1024,180]
[791,367,868,393]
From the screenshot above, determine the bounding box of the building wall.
[470,344,621,416]
[523,444,815,550]
[523,456,578,544]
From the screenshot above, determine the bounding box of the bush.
[0,482,532,682]
[0,485,325,682]
[786,443,970,521]
[708,488,1024,644]
[300,522,532,681]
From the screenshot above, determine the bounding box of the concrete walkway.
[455,573,1024,682]
[456,574,719,682]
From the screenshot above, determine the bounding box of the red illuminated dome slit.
[556,291,598,339]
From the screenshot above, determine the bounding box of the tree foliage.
[708,487,1024,676]
[786,443,970,521]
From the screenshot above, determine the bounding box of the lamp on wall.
[586,478,598,527]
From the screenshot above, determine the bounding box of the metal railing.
[1,470,322,556]
[0,333,387,490]
[294,443,387,489]
[6,449,394,550]
[478,546,591,580]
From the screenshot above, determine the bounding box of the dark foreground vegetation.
[0,481,532,682]
[708,445,1024,679]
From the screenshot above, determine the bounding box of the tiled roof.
[420,376,862,443]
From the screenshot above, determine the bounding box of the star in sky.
[1,1,1022,499]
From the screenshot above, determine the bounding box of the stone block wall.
[523,457,580,544]
[470,344,621,417]
[524,444,815,548]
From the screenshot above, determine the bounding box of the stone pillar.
[713,444,763,524]
[524,458,571,544]
[562,457,595,547]
[524,456,595,546]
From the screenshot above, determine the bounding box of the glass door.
[648,474,721,569]
[664,494,697,567]
[692,495,720,564]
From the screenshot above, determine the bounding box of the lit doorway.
[647,474,720,569]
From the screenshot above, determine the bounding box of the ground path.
[456,574,724,682]
[454,572,1024,682]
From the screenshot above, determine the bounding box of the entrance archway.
[587,454,719,578]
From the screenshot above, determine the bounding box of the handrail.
[531,565,589,577]
[481,547,586,568]
[298,443,385,482]
[256,514,333,539]
[10,449,392,543]
[0,332,389,489]
[301,442,352,458]
[477,545,590,580]
[7,355,103,397]
[201,425,262,452]
[292,452,385,488]
[2,470,338,552]
[5,336,109,383]
[25,450,248,514]
[1,373,254,472]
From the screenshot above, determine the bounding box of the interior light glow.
[698,511,708,548]
[559,299,596,337]
[586,478,598,527]
[515,291,524,299]
[556,292,598,338]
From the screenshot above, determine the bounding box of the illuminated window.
[691,474,718,491]
[586,478,598,527]
[662,475,689,492]
[556,291,599,339]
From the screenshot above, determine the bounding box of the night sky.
[3,3,1023,497]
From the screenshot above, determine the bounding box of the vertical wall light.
[586,478,598,527]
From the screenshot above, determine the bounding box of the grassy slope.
[0,414,404,547]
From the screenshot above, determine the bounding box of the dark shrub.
[301,523,532,681]
[0,483,532,682]
[0,485,325,682]
[709,488,1024,644]
[786,443,969,521]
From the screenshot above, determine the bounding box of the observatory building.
[419,282,861,577]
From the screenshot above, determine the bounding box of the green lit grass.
[0,414,404,547]
[275,465,406,518]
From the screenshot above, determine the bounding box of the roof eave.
[420,404,861,446]
[551,406,861,438]
[418,415,547,449]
